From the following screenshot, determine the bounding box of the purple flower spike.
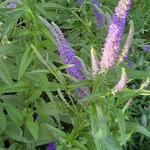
[143,45,150,52]
[119,20,134,62]
[113,68,128,93]
[100,0,132,71]
[123,21,134,60]
[38,16,89,98]
[91,0,104,29]
[48,142,56,150]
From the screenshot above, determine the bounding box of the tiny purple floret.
[123,52,128,61]
[33,113,40,122]
[48,142,56,150]
[143,45,150,52]
[126,61,134,68]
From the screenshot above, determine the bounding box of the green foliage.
[0,0,150,149]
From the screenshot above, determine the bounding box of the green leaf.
[0,81,30,93]
[104,135,123,150]
[37,101,64,116]
[89,105,107,150]
[0,107,6,131]
[71,140,88,150]
[126,122,150,138]
[18,47,34,80]
[0,59,13,86]
[31,44,65,84]
[8,143,18,150]
[127,69,150,80]
[34,123,54,146]
[5,122,23,141]
[0,95,24,108]
[116,89,139,103]
[36,2,67,10]
[117,109,126,145]
[25,113,38,141]
[31,44,56,77]
[82,133,97,150]
[29,88,41,102]
[44,123,66,139]
[2,11,23,37]
[0,45,13,57]
[4,104,23,126]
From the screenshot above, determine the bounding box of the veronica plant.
[38,0,150,149]
[1,0,150,150]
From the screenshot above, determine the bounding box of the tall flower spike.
[113,68,128,93]
[91,47,99,75]
[91,0,104,29]
[100,0,132,70]
[39,16,89,98]
[119,20,134,62]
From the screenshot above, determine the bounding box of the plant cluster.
[0,0,150,150]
